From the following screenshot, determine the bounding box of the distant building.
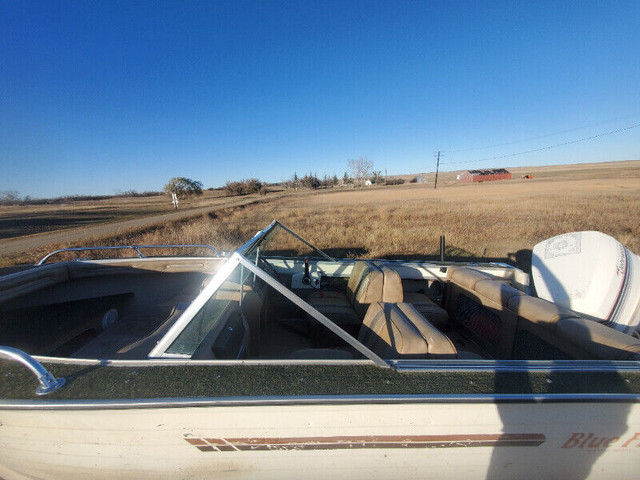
[365,179,373,186]
[458,168,512,183]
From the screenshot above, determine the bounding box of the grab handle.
[0,346,66,395]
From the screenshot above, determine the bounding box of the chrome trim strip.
[30,355,640,372]
[32,356,377,367]
[393,359,640,373]
[2,393,640,410]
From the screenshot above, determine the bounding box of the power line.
[441,121,640,167]
[448,111,640,154]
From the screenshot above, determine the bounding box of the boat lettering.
[561,432,640,449]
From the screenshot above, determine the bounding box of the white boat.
[0,221,639,480]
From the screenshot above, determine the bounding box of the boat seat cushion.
[358,302,457,359]
[556,317,640,360]
[311,303,362,327]
[447,267,492,290]
[379,266,404,303]
[306,261,403,328]
[305,261,375,309]
[447,265,640,361]
[474,279,526,308]
[402,292,449,330]
[508,295,579,331]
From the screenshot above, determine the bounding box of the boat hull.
[1,400,639,480]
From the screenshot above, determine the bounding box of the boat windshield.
[164,263,250,357]
[151,222,386,365]
[240,221,334,262]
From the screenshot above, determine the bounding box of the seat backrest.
[448,268,640,360]
[508,294,640,360]
[347,261,384,317]
[358,302,457,359]
[380,266,404,303]
[556,316,640,360]
[346,261,377,302]
[446,267,519,359]
[447,267,492,290]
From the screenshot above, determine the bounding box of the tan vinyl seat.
[508,294,640,360]
[446,266,640,360]
[358,302,457,359]
[447,267,492,290]
[402,293,449,330]
[381,266,450,330]
[555,317,640,360]
[306,261,403,329]
[291,302,457,360]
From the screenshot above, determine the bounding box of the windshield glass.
[166,263,251,357]
[159,244,385,364]
[241,221,333,261]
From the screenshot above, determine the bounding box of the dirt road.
[0,195,270,259]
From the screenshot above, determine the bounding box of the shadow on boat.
[488,266,632,479]
[489,363,632,479]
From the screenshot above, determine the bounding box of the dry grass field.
[1,160,639,272]
[0,189,235,240]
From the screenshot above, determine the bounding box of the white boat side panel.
[0,402,638,480]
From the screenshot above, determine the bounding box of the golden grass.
[2,161,639,270]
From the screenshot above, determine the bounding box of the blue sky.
[1,1,639,198]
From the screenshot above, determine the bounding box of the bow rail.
[37,244,221,265]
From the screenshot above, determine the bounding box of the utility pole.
[434,151,443,189]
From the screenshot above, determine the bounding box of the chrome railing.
[0,347,66,395]
[37,244,221,265]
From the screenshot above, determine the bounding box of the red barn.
[458,168,512,183]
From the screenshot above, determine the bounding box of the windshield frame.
[148,222,386,366]
[240,220,335,261]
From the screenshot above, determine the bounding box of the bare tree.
[348,157,374,187]
[372,170,384,184]
[0,191,21,204]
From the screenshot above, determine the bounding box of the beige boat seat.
[359,302,457,359]
[382,266,449,330]
[305,261,403,330]
[293,302,457,360]
[508,294,640,360]
[446,266,640,360]
[402,292,449,330]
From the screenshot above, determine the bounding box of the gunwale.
[1,359,640,404]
